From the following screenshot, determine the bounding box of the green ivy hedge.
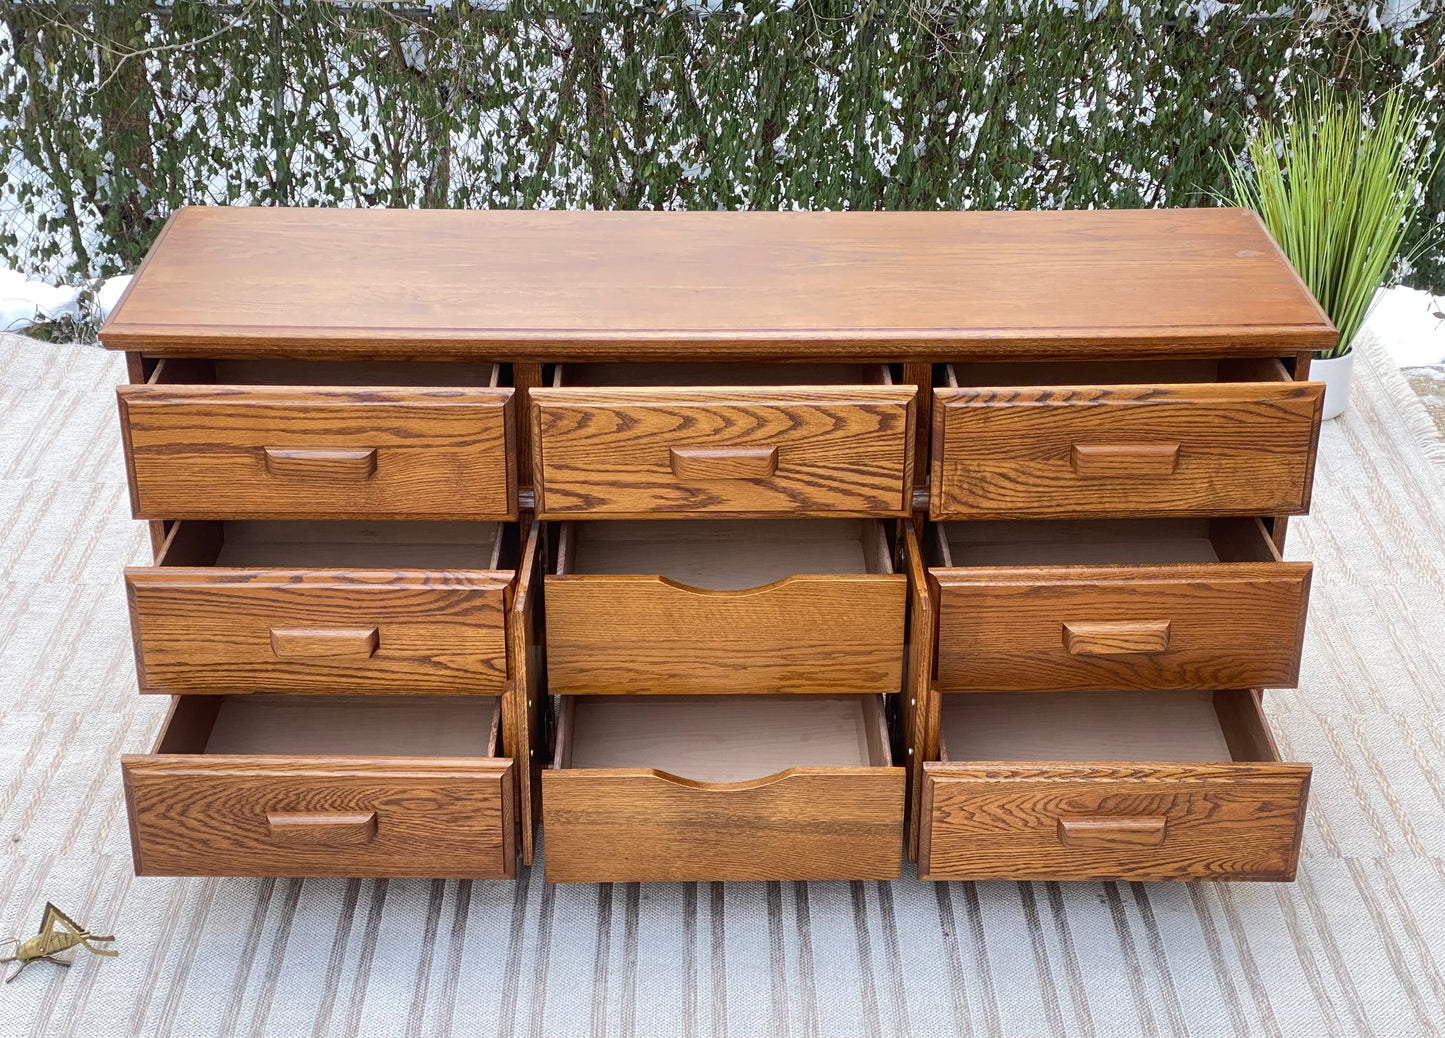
[2,0,1442,291]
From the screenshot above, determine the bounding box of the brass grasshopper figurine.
[2,903,116,981]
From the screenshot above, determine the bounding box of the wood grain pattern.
[269,626,380,659]
[932,562,1311,691]
[505,522,545,865]
[532,386,916,517]
[546,521,905,695]
[669,446,779,479]
[919,688,1310,881]
[1069,442,1179,476]
[117,384,516,520]
[542,767,904,882]
[126,567,510,694]
[1056,816,1167,848]
[123,698,516,878]
[919,760,1309,881]
[931,380,1324,520]
[99,207,1335,357]
[546,574,905,695]
[1062,620,1172,656]
[266,811,378,847]
[262,446,378,479]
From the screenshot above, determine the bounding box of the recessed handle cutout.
[1062,620,1171,655]
[267,811,378,847]
[1070,442,1180,477]
[270,626,380,660]
[669,446,779,480]
[263,447,378,480]
[1057,816,1167,849]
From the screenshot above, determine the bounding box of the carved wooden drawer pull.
[669,446,779,480]
[1062,620,1172,656]
[270,626,380,660]
[1057,816,1167,849]
[1070,442,1180,476]
[266,811,379,847]
[263,446,378,479]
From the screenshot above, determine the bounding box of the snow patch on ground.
[0,268,81,331]
[1362,284,1445,368]
[96,275,132,323]
[0,267,134,333]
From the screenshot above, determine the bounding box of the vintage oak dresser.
[101,207,1331,883]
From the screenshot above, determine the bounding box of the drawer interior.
[942,357,1291,388]
[932,516,1280,568]
[553,694,892,782]
[555,518,892,590]
[156,694,503,758]
[551,361,894,387]
[145,357,503,387]
[154,519,513,570]
[939,689,1279,764]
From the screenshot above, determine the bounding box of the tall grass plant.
[1231,89,1440,359]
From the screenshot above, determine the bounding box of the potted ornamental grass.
[1230,88,1440,419]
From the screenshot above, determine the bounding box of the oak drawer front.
[933,563,1311,691]
[126,568,510,695]
[118,385,516,520]
[543,766,904,882]
[920,761,1309,882]
[531,386,916,517]
[930,381,1322,520]
[123,694,514,878]
[124,757,515,878]
[546,573,905,694]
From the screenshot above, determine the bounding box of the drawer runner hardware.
[1062,620,1172,656]
[263,446,378,479]
[1069,442,1181,477]
[266,811,379,847]
[1056,816,1168,849]
[269,627,381,660]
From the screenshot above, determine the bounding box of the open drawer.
[531,362,916,518]
[929,517,1311,691]
[543,694,904,882]
[118,358,516,520]
[920,689,1310,881]
[125,520,515,695]
[546,519,905,694]
[123,694,515,877]
[930,357,1323,519]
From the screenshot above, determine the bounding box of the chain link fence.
[2,0,1443,290]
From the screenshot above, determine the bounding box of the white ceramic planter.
[1313,351,1354,420]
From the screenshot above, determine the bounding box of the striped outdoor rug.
[1,331,1443,1038]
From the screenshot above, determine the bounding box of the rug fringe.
[1356,330,1445,477]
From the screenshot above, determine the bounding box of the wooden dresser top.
[101,206,1334,359]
